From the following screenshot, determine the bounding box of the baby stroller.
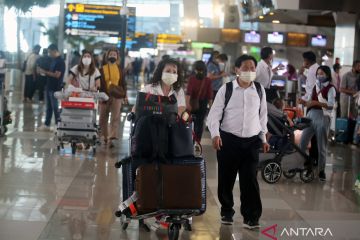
[54,88,108,155]
[114,92,206,240]
[259,104,316,184]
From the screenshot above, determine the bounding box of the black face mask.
[195,72,204,80]
[108,57,116,64]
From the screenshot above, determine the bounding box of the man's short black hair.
[48,44,58,51]
[302,51,316,63]
[235,55,257,68]
[333,63,341,72]
[260,47,273,60]
[352,60,360,67]
[217,53,228,62]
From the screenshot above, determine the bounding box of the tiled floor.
[1,89,360,240]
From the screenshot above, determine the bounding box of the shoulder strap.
[254,81,262,101]
[219,81,233,125]
[254,81,263,114]
[197,78,206,98]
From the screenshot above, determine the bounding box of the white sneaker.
[38,125,51,131]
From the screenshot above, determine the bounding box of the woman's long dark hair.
[77,50,96,76]
[150,58,184,92]
[193,60,207,76]
[316,65,332,82]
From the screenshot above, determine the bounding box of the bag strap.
[197,78,206,99]
[254,81,263,114]
[220,81,233,125]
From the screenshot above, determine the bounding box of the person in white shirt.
[207,54,269,230]
[301,51,319,101]
[67,50,101,91]
[255,47,282,89]
[140,58,186,114]
[24,45,41,102]
[298,65,336,181]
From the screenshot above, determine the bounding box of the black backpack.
[220,81,263,124]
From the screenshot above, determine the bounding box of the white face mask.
[162,72,178,86]
[82,57,91,66]
[239,71,256,83]
[218,62,225,71]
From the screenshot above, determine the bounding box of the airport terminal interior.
[1,0,360,239]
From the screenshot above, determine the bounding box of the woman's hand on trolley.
[212,136,223,150]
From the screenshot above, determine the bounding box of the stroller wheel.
[261,160,282,184]
[168,223,180,240]
[283,170,296,179]
[300,169,315,183]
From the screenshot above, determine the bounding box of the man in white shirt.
[207,54,269,230]
[301,51,319,101]
[255,47,282,89]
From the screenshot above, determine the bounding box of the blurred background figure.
[283,64,297,81]
[23,44,41,103]
[35,48,51,103]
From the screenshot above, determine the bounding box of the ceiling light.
[269,12,274,15]
[272,20,280,24]
[259,15,264,19]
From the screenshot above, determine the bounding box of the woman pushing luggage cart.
[114,58,206,240]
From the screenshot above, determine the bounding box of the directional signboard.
[64,3,136,37]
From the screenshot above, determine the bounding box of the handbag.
[109,84,126,98]
[106,64,126,98]
[168,118,194,158]
[135,92,178,122]
[189,78,206,112]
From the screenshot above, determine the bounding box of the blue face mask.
[317,76,327,83]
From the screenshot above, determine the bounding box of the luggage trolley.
[0,77,11,136]
[55,90,108,155]
[114,93,206,240]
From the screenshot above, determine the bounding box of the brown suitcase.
[135,164,202,213]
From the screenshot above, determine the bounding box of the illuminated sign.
[311,35,327,47]
[64,3,136,37]
[244,31,261,44]
[287,33,308,47]
[267,32,284,44]
[157,34,182,44]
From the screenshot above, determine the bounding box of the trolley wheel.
[300,169,315,183]
[139,219,150,232]
[115,211,122,218]
[71,143,76,155]
[168,223,180,240]
[122,222,129,230]
[283,170,296,179]
[114,161,122,168]
[261,160,282,184]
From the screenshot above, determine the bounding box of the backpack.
[220,81,263,124]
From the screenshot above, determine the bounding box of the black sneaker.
[243,220,260,230]
[221,216,233,225]
[319,171,326,181]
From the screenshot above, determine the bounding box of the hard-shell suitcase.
[57,121,96,130]
[60,108,95,123]
[335,118,348,143]
[135,157,206,214]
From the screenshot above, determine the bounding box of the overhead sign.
[64,3,136,37]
